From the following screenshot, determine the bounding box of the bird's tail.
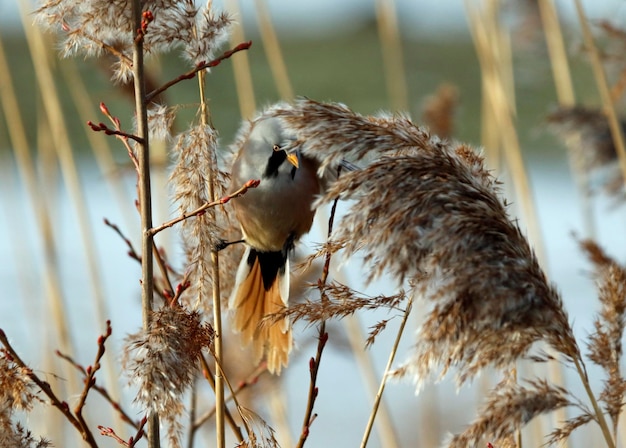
[229,247,292,374]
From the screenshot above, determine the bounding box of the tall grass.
[2,0,626,447]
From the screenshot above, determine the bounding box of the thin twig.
[148,179,260,236]
[296,194,341,448]
[145,41,252,103]
[74,321,113,446]
[99,415,148,448]
[360,297,413,448]
[56,349,139,429]
[0,329,97,447]
[87,120,144,143]
[97,102,140,173]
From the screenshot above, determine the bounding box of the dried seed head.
[0,351,48,447]
[580,239,626,428]
[169,124,240,310]
[547,106,624,199]
[267,99,579,388]
[0,351,37,412]
[421,83,459,139]
[0,420,51,448]
[145,104,176,141]
[446,379,572,448]
[122,306,213,446]
[238,406,280,448]
[35,0,231,80]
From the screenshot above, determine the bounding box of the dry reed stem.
[466,0,546,263]
[254,0,293,101]
[360,296,412,448]
[204,349,279,447]
[537,0,591,238]
[197,42,225,448]
[574,0,626,193]
[375,0,409,111]
[128,1,159,446]
[226,0,256,119]
[16,2,84,360]
[295,194,340,448]
[344,315,400,448]
[537,0,575,106]
[198,356,245,443]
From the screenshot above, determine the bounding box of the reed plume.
[0,349,49,448]
[547,106,625,200]
[35,0,231,82]
[169,124,240,310]
[421,83,459,139]
[261,99,625,445]
[580,239,626,436]
[269,100,579,386]
[122,305,214,447]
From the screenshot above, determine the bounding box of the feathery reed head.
[547,105,624,198]
[267,99,578,388]
[0,350,49,447]
[169,124,240,309]
[35,0,231,81]
[447,378,572,448]
[421,83,459,139]
[123,305,213,446]
[580,239,626,430]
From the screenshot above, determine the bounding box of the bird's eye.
[272,144,281,152]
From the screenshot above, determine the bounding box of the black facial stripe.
[264,149,287,178]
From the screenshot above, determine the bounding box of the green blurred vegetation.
[0,21,599,163]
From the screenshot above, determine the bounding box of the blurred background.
[3,0,626,447]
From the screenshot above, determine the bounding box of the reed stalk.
[226,0,256,118]
[254,0,293,101]
[537,0,596,239]
[375,0,409,111]
[344,314,400,448]
[573,0,626,193]
[360,297,413,448]
[129,0,158,445]
[197,60,226,448]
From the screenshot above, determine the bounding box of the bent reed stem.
[360,297,413,448]
[573,355,615,448]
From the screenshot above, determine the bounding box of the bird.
[228,115,321,374]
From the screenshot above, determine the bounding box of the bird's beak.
[286,152,299,169]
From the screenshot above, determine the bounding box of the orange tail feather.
[230,249,292,374]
